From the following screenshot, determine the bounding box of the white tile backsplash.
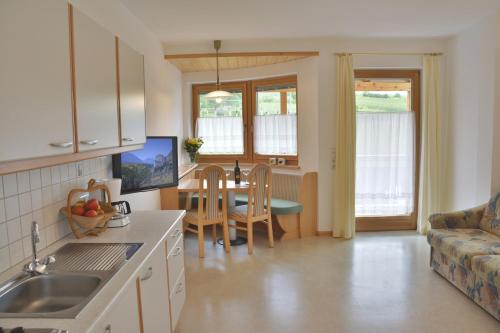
[31,189,42,211]
[9,240,24,265]
[29,169,42,190]
[0,247,10,271]
[3,173,18,197]
[59,164,69,182]
[0,156,112,273]
[50,166,61,185]
[0,223,8,248]
[41,167,52,187]
[20,213,33,238]
[41,186,53,207]
[4,196,19,220]
[0,199,5,223]
[17,171,31,193]
[33,209,44,229]
[6,218,21,243]
[18,192,32,215]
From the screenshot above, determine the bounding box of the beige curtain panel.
[418,54,442,234]
[333,54,356,239]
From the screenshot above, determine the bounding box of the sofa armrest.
[429,204,486,229]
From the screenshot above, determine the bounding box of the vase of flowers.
[184,137,204,163]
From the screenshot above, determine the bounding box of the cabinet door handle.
[122,137,135,142]
[176,282,184,294]
[141,267,153,281]
[173,247,182,256]
[49,141,73,148]
[80,139,99,145]
[171,229,181,238]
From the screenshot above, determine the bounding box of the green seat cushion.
[269,197,303,215]
[234,194,303,215]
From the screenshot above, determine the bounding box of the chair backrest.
[247,164,272,218]
[198,165,227,221]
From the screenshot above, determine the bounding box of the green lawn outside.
[355,93,408,112]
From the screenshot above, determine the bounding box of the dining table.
[177,178,249,245]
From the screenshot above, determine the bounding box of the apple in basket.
[84,209,98,218]
[85,198,100,211]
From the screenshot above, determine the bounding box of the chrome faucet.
[23,221,55,275]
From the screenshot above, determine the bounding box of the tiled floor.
[176,231,499,333]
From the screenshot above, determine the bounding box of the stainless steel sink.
[0,242,142,318]
[0,273,101,314]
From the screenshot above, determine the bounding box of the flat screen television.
[112,136,178,194]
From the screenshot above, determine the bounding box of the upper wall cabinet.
[119,40,146,146]
[0,0,74,161]
[73,8,119,152]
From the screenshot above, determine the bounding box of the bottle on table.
[234,160,241,185]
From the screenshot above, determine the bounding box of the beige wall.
[444,13,499,210]
[491,12,500,194]
[167,37,448,231]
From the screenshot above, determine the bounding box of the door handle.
[140,267,153,281]
[173,247,182,256]
[80,139,99,145]
[49,141,73,148]
[122,137,135,142]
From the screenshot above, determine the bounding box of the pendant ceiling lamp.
[205,40,231,103]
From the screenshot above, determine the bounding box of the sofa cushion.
[427,228,500,269]
[471,255,500,288]
[479,192,500,237]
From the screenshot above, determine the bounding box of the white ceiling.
[120,0,500,42]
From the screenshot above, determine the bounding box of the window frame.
[192,81,252,163]
[192,75,299,165]
[354,69,421,232]
[250,75,299,165]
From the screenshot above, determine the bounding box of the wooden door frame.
[354,69,421,232]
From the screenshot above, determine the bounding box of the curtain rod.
[334,52,443,56]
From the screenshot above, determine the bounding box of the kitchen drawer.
[166,218,183,254]
[167,235,184,294]
[169,270,186,330]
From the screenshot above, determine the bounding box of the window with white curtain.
[254,82,297,156]
[192,75,299,164]
[196,89,244,155]
[355,111,415,216]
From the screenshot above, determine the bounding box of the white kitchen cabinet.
[73,8,119,152]
[89,278,141,333]
[138,242,172,332]
[118,40,146,146]
[0,0,74,162]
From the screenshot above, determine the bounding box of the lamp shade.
[205,89,232,103]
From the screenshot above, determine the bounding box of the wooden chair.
[184,165,230,258]
[229,164,274,254]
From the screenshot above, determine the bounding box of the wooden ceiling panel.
[164,51,319,72]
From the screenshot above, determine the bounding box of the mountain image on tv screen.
[121,138,174,191]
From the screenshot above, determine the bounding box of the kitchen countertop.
[0,210,186,332]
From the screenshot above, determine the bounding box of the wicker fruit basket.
[60,179,116,239]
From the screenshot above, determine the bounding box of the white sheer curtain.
[355,112,415,217]
[196,117,244,154]
[253,114,297,155]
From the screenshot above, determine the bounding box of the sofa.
[427,192,500,320]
